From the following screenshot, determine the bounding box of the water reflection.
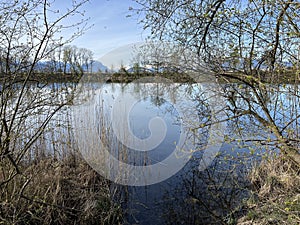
[72,82,257,224]
[16,81,300,224]
[73,81,230,186]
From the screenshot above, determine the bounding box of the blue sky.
[59,0,149,66]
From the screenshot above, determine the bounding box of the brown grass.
[0,155,123,225]
[238,156,300,225]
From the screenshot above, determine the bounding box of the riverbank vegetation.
[239,156,300,224]
[108,70,195,83]
[0,1,122,224]
[107,68,300,84]
[0,155,122,225]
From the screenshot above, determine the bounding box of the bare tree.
[61,45,94,74]
[78,47,94,73]
[0,0,90,196]
[134,0,300,167]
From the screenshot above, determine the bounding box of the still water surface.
[72,82,267,224]
[22,81,299,224]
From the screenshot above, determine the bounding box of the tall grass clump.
[238,156,300,224]
[0,154,123,225]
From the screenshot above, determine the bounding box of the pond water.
[72,82,274,224]
[15,81,299,224]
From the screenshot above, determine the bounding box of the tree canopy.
[134,0,300,166]
[134,0,300,80]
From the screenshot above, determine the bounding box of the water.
[10,81,300,224]
[72,82,267,224]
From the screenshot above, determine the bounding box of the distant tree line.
[40,45,94,74]
[0,45,94,76]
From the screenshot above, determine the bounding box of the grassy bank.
[238,156,300,224]
[1,68,298,84]
[0,155,123,225]
[108,71,196,83]
[0,72,83,84]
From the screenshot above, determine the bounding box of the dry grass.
[0,155,123,225]
[238,156,300,225]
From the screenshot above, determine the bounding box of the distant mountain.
[90,60,108,72]
[34,60,108,73]
[71,60,109,73]
[125,66,154,73]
